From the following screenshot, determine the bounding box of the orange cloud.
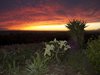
[0,0,100,30]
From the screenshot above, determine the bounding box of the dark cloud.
[0,0,42,12]
[0,0,100,29]
[0,28,8,30]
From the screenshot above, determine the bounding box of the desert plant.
[67,51,89,75]
[44,38,71,63]
[7,60,21,75]
[26,52,49,75]
[86,36,100,75]
[0,50,22,75]
[66,19,87,50]
[0,46,35,75]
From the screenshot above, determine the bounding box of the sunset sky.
[0,0,100,31]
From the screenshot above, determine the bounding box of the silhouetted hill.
[0,30,100,45]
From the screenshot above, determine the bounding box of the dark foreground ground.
[0,30,100,45]
[0,30,100,75]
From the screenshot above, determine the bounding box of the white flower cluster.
[44,38,71,56]
[44,44,55,56]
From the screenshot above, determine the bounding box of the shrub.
[0,45,35,75]
[66,19,87,49]
[26,52,49,75]
[7,61,21,75]
[0,51,21,75]
[44,38,71,63]
[67,51,89,75]
[86,37,100,74]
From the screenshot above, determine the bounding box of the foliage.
[0,45,35,75]
[86,37,100,74]
[1,36,100,75]
[0,51,22,75]
[7,61,21,75]
[67,51,89,75]
[44,38,71,63]
[26,52,49,75]
[66,19,87,49]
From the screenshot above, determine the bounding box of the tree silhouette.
[66,19,87,50]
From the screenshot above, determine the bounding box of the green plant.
[7,61,21,75]
[0,46,35,75]
[66,19,87,49]
[0,43,46,75]
[67,51,89,75]
[86,37,100,74]
[0,50,22,75]
[44,38,71,63]
[26,52,49,75]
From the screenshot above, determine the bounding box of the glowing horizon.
[0,0,100,31]
[7,22,100,31]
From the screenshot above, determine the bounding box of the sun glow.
[8,22,100,31]
[85,22,100,30]
[23,22,100,31]
[22,24,67,31]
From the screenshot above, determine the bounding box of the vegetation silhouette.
[66,19,87,50]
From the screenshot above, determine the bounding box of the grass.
[86,37,100,75]
[0,37,100,75]
[26,52,49,75]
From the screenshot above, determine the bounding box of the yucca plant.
[66,19,87,50]
[26,52,49,75]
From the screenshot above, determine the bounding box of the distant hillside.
[0,30,100,45]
